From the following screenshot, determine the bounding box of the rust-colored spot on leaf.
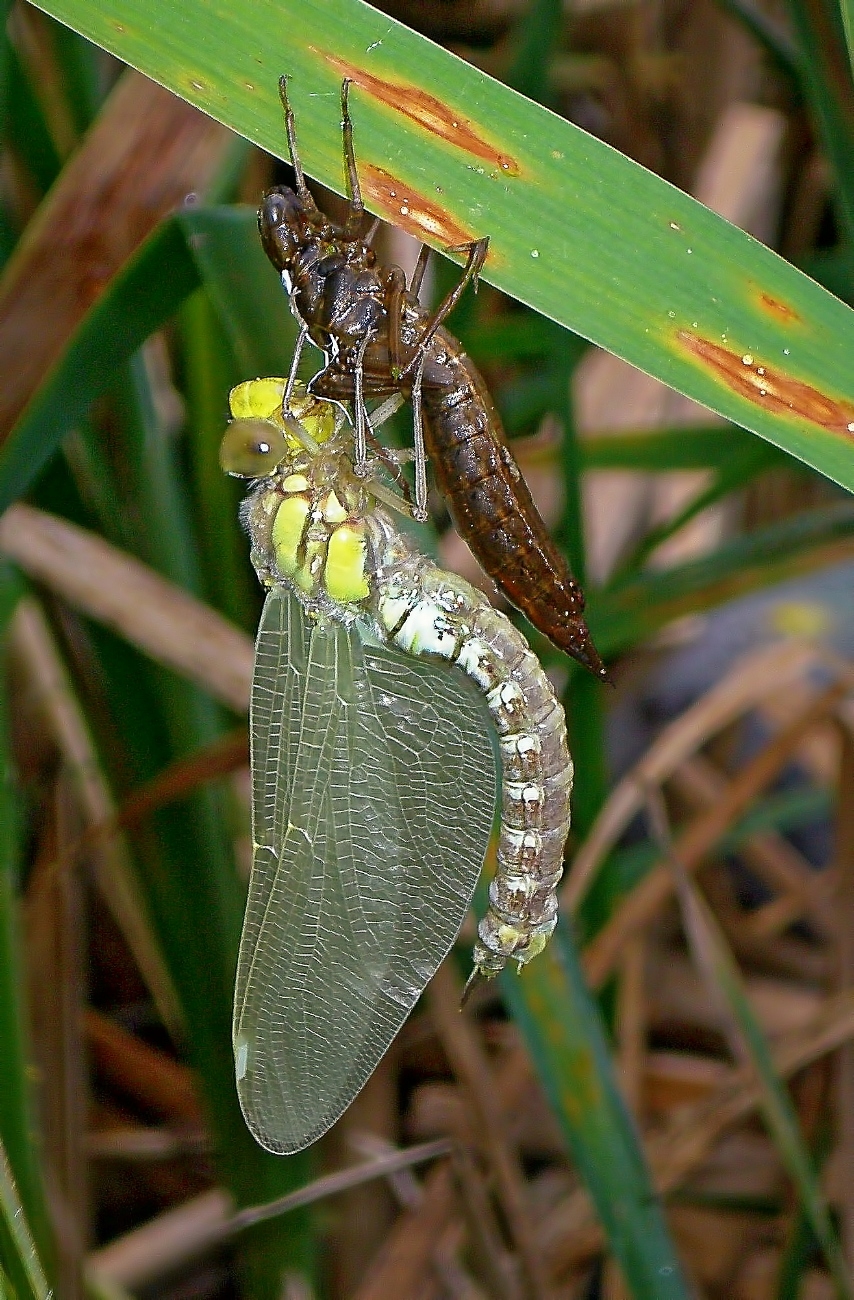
[362,163,479,248]
[677,331,854,436]
[316,50,520,176]
[755,288,802,325]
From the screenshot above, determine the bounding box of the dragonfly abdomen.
[370,528,572,983]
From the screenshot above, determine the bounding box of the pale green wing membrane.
[234,588,497,1154]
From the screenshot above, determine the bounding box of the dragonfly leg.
[352,332,371,478]
[385,266,408,380]
[364,430,415,510]
[282,322,309,415]
[278,76,319,213]
[401,237,489,376]
[364,394,416,507]
[367,391,407,433]
[409,244,431,300]
[280,411,319,454]
[340,80,368,242]
[409,353,429,521]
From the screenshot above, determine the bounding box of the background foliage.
[1,0,853,1295]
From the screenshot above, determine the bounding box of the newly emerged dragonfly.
[222,378,573,1153]
[259,77,608,681]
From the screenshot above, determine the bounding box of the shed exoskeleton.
[258,77,608,681]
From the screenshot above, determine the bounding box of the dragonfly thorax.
[223,378,401,619]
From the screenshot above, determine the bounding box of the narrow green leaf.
[0,1141,51,1300]
[0,219,200,513]
[0,207,299,516]
[579,423,788,472]
[786,0,854,247]
[48,14,105,132]
[114,350,205,589]
[718,0,802,80]
[179,287,257,627]
[842,0,854,74]
[547,333,611,836]
[4,41,62,197]
[181,207,300,375]
[505,0,563,102]
[616,439,775,575]
[502,931,690,1299]
[775,1125,834,1300]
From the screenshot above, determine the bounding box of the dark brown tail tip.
[460,966,484,1008]
[570,638,612,685]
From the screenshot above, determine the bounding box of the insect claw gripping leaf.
[258,77,608,681]
[222,380,573,1150]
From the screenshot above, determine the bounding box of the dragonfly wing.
[234,588,496,1154]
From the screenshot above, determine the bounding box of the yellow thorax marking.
[326,524,370,603]
[271,495,310,578]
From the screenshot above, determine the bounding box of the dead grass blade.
[0,72,228,440]
[581,677,850,989]
[643,789,853,1299]
[0,505,253,710]
[428,961,553,1300]
[565,640,847,911]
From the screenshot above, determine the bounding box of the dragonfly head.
[220,379,340,478]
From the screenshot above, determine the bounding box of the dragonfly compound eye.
[219,418,289,478]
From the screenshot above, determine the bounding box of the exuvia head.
[258,186,323,274]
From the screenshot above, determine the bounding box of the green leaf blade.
[24,0,854,492]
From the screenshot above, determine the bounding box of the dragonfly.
[222,377,572,1153]
[258,76,608,681]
